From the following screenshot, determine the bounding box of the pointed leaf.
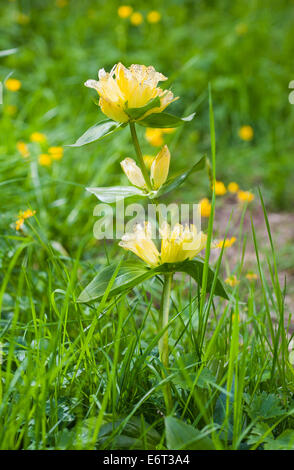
[126,96,161,120]
[86,186,146,203]
[165,417,215,450]
[138,112,196,128]
[68,119,123,147]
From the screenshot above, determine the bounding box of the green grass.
[1,0,294,451]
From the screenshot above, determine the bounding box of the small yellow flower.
[143,155,155,170]
[4,105,17,116]
[130,12,143,25]
[235,23,248,35]
[120,158,147,189]
[38,154,52,167]
[85,63,177,124]
[238,125,254,141]
[119,222,207,266]
[228,182,239,193]
[237,190,254,203]
[118,5,133,18]
[48,146,64,160]
[225,275,240,287]
[30,132,47,143]
[147,10,161,24]
[200,198,211,218]
[150,145,170,190]
[214,181,227,196]
[246,272,258,281]
[145,128,164,147]
[5,78,21,92]
[213,237,236,249]
[15,209,36,231]
[17,141,30,158]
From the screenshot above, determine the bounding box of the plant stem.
[159,273,173,414]
[129,121,152,191]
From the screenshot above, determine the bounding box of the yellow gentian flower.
[150,145,170,190]
[119,222,207,266]
[118,5,133,18]
[5,78,21,92]
[120,158,147,189]
[85,63,177,123]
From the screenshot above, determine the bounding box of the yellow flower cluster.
[16,209,36,231]
[121,145,170,190]
[119,222,207,266]
[208,180,254,204]
[117,6,161,25]
[85,63,177,123]
[16,132,64,166]
[145,127,175,147]
[38,147,64,166]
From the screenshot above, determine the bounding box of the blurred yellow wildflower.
[239,125,254,141]
[85,63,177,123]
[5,78,21,92]
[16,12,30,24]
[130,12,143,25]
[200,198,211,218]
[228,182,239,193]
[16,209,36,231]
[147,11,161,23]
[143,155,155,170]
[119,222,207,266]
[49,146,64,160]
[145,128,164,147]
[246,272,258,281]
[38,154,52,167]
[214,181,227,196]
[118,5,133,18]
[237,190,254,203]
[225,275,240,287]
[30,132,47,143]
[213,237,236,249]
[17,141,30,158]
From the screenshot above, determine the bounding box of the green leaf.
[264,430,294,450]
[86,186,146,203]
[138,112,196,128]
[151,155,207,199]
[155,259,228,299]
[246,392,285,420]
[126,96,161,120]
[165,416,215,450]
[68,119,123,147]
[77,261,154,303]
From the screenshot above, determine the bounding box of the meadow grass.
[1,0,294,451]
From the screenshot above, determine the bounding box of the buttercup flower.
[30,132,47,143]
[17,141,30,158]
[147,11,161,23]
[225,275,240,287]
[213,237,236,249]
[118,5,133,18]
[120,145,170,191]
[85,63,177,123]
[49,146,64,160]
[130,12,143,25]
[5,78,21,92]
[237,190,254,203]
[214,181,227,196]
[15,209,36,231]
[38,154,52,166]
[200,198,211,218]
[228,182,239,193]
[239,125,254,141]
[120,158,147,189]
[119,222,207,266]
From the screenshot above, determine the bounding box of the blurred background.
[1,0,294,260]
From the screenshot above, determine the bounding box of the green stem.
[159,273,173,414]
[129,121,152,191]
